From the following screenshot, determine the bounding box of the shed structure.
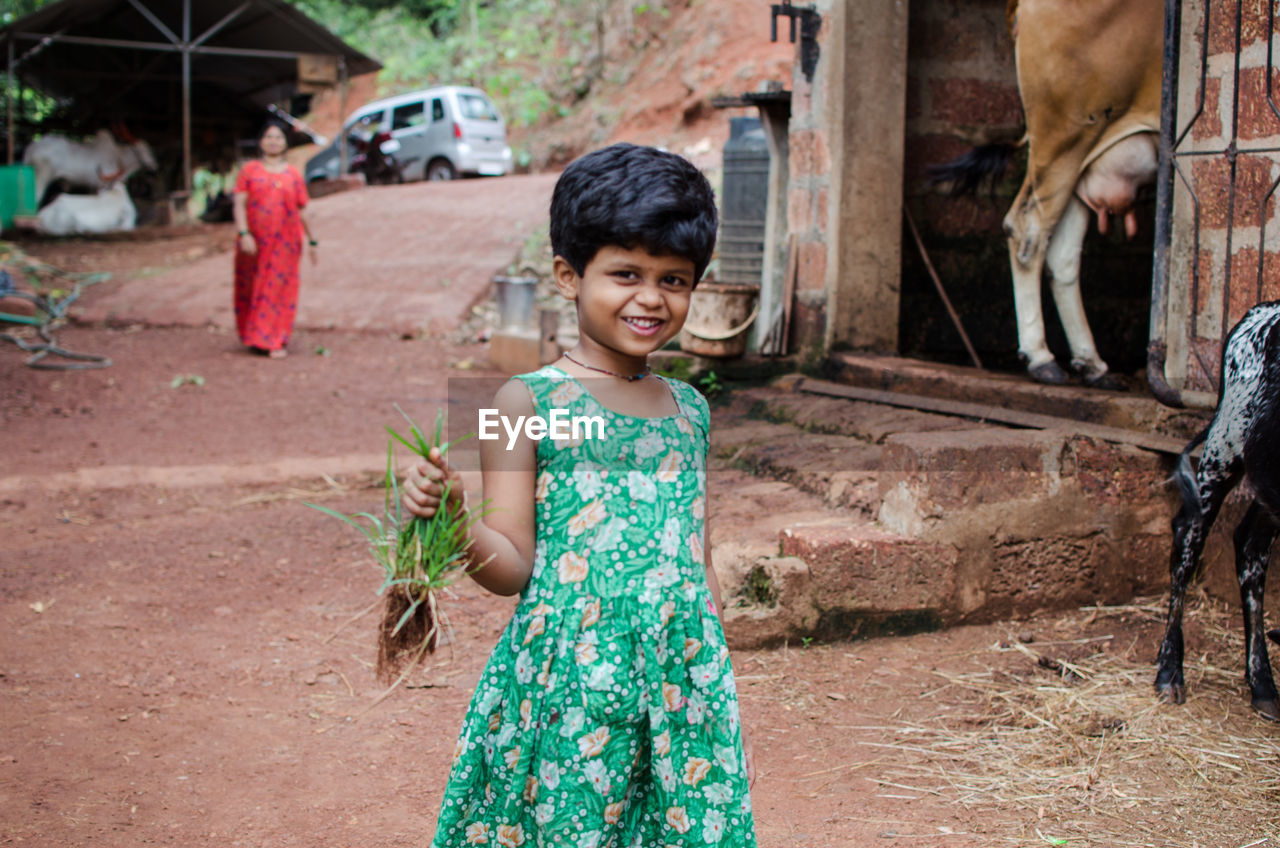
[1,0,380,192]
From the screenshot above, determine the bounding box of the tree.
[2,0,57,26]
[334,0,461,27]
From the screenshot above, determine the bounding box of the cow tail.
[926,141,1018,198]
[1173,428,1207,516]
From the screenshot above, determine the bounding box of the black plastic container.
[718,116,769,287]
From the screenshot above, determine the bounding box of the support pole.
[826,0,909,353]
[6,38,14,165]
[181,0,192,193]
[338,56,348,176]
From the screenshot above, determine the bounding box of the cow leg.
[1044,197,1115,387]
[1155,442,1240,704]
[1234,501,1280,720]
[1005,183,1063,383]
[1005,156,1086,384]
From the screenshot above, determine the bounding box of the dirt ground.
[2,223,1279,847]
[5,1,1277,841]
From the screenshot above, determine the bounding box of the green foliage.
[1,0,55,26]
[2,74,59,127]
[697,370,724,398]
[654,356,694,383]
[337,0,456,20]
[287,0,668,130]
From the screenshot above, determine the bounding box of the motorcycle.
[348,130,414,186]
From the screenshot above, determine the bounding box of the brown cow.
[933,0,1163,386]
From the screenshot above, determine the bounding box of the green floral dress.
[431,365,756,848]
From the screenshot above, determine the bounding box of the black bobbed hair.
[549,143,718,284]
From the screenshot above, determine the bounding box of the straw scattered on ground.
[877,596,1280,846]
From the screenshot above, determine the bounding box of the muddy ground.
[2,222,1279,847]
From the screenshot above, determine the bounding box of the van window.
[457,93,499,121]
[347,111,384,141]
[391,101,426,130]
[431,99,445,122]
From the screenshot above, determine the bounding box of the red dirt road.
[2,173,1274,846]
[74,174,557,335]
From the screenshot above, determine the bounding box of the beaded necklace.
[562,351,650,382]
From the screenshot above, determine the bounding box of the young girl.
[402,143,756,848]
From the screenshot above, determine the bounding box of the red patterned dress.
[233,160,308,352]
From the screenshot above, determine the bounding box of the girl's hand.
[743,730,757,788]
[239,232,257,255]
[401,447,465,519]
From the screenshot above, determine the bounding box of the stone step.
[711,417,883,515]
[712,380,1173,518]
[876,426,1171,535]
[704,379,1179,648]
[826,351,1210,440]
[707,466,957,648]
[732,380,988,443]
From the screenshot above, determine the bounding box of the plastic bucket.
[0,165,37,231]
[493,275,538,330]
[679,282,760,358]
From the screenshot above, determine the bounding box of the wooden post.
[6,37,14,165]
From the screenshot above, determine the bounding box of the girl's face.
[259,126,287,156]
[554,245,695,367]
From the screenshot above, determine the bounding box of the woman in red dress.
[232,121,317,359]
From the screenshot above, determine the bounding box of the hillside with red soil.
[298,0,795,173]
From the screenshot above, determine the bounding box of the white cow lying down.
[38,182,136,235]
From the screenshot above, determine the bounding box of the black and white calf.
[1155,300,1280,720]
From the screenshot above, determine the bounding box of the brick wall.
[1167,0,1280,393]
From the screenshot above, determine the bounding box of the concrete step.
[733,380,988,442]
[876,426,1172,533]
[704,378,1180,647]
[825,351,1210,440]
[711,417,882,515]
[707,467,950,648]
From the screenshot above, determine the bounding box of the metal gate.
[1149,0,1280,408]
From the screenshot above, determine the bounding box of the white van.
[304,86,513,183]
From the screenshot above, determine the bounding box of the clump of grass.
[308,408,485,684]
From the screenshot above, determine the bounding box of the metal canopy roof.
[2,0,381,190]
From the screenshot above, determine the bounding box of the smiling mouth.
[622,316,664,334]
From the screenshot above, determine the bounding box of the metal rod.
[1269,0,1279,124]
[182,0,191,195]
[338,56,348,176]
[6,37,14,166]
[126,0,180,44]
[11,31,321,61]
[1258,176,1278,305]
[1148,0,1185,408]
[192,2,251,49]
[1220,0,1245,345]
[904,206,983,370]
